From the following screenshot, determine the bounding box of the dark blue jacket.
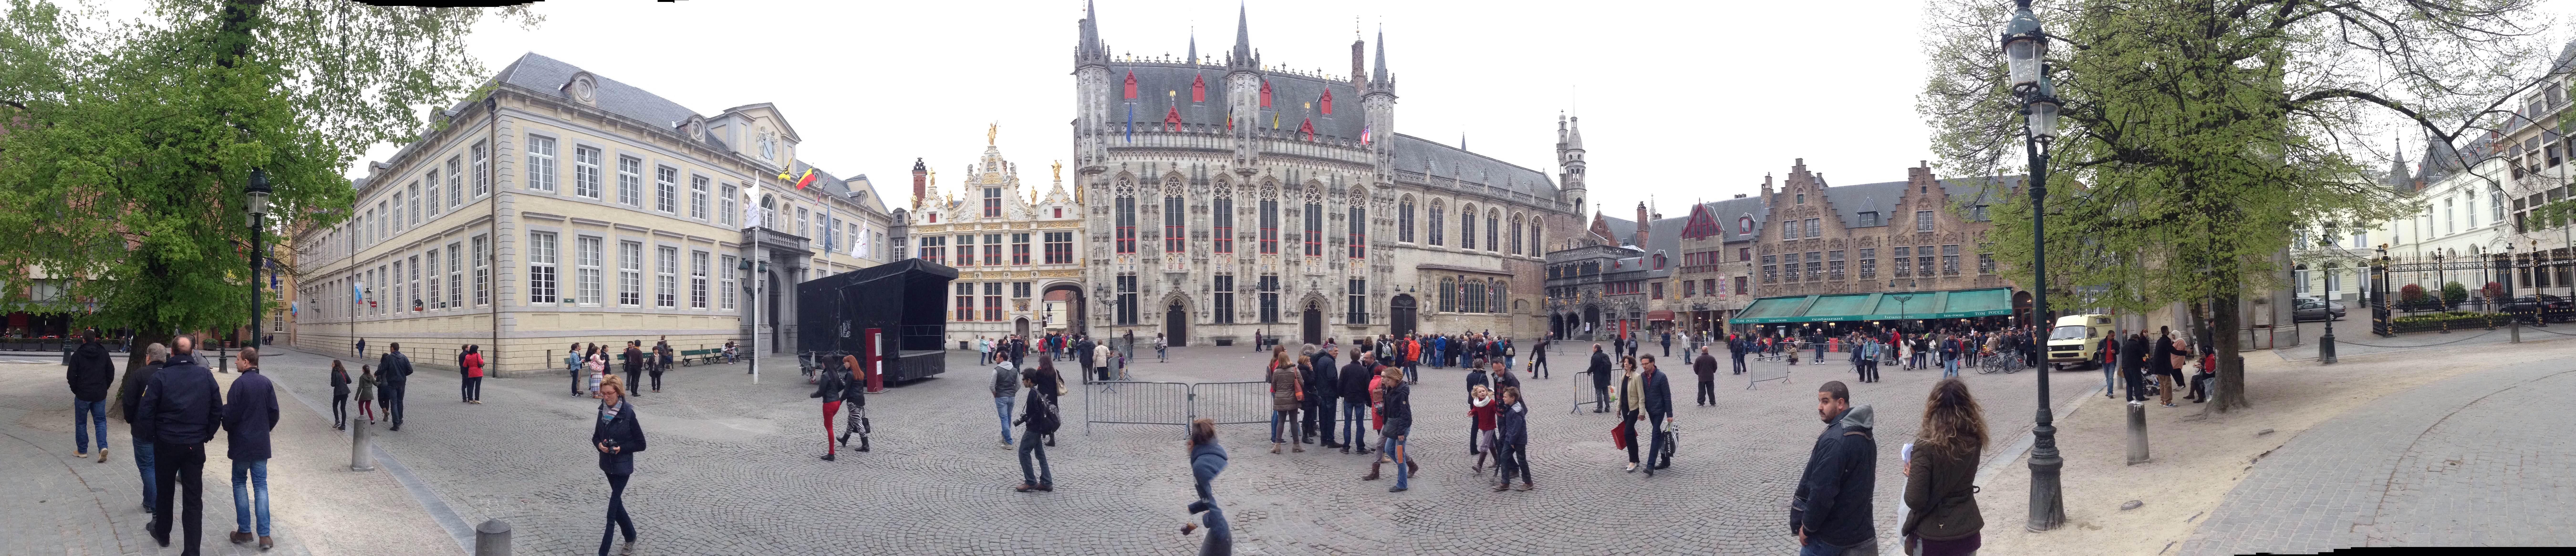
[1189,441,1228,503]
[119,361,166,438]
[376,351,414,387]
[138,353,224,446]
[223,368,280,460]
[1641,368,1674,417]
[1792,405,1878,547]
[592,400,648,474]
[1305,353,1338,403]
[1496,400,1529,446]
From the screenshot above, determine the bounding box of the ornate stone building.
[1068,5,1577,345]
[1674,194,1768,337]
[909,128,1087,345]
[1750,160,2024,326]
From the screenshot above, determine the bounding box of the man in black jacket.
[1304,345,1340,448]
[1791,381,1876,555]
[2120,332,2150,403]
[223,348,280,548]
[377,343,413,431]
[1587,345,1614,413]
[1641,355,1675,476]
[1730,335,1750,375]
[1693,346,1721,406]
[67,329,116,461]
[1339,354,1375,455]
[1074,336,1096,384]
[1529,337,1548,379]
[119,343,170,512]
[622,342,646,398]
[140,336,225,555]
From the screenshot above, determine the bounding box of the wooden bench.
[678,348,724,366]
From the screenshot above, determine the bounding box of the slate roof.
[492,52,705,130]
[1701,195,1769,243]
[1106,64,1364,139]
[1389,134,1557,197]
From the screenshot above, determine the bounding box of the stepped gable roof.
[1108,64,1364,139]
[1701,195,1769,243]
[1389,134,1556,196]
[493,52,704,133]
[1816,180,1911,229]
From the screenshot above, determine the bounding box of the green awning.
[1731,287,2020,325]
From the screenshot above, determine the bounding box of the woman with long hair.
[1904,377,1987,556]
[587,345,609,398]
[838,355,871,452]
[329,360,352,430]
[355,365,378,424]
[591,375,648,556]
[1034,357,1063,446]
[1493,386,1532,492]
[462,345,486,404]
[1179,418,1230,555]
[1617,355,1645,472]
[809,354,853,461]
[568,343,586,397]
[1268,355,1307,454]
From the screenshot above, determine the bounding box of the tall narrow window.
[389,194,401,234]
[954,234,976,267]
[656,246,678,308]
[985,187,1004,218]
[1348,205,1367,259]
[1257,274,1280,323]
[1165,195,1186,253]
[472,235,490,306]
[1043,232,1072,264]
[955,283,976,321]
[1347,278,1369,324]
[447,241,463,309]
[1259,197,1279,254]
[1304,202,1323,256]
[470,141,490,198]
[406,183,420,226]
[425,171,441,219]
[526,136,558,192]
[919,236,946,265]
[1115,274,1138,324]
[1439,277,1457,312]
[691,251,709,309]
[1858,248,1876,279]
[983,233,1004,266]
[1509,216,1523,255]
[1212,196,1235,253]
[796,207,809,237]
[1486,211,1500,252]
[1428,202,1446,246]
[573,146,602,199]
[1012,233,1032,265]
[424,250,440,309]
[1461,206,1477,250]
[618,241,643,307]
[1916,211,1935,232]
[1941,244,1961,275]
[1893,247,1912,277]
[575,237,603,305]
[1399,198,1416,243]
[527,232,558,304]
[1212,274,1236,324]
[1463,279,1486,313]
[1828,250,1846,280]
[447,156,464,209]
[617,156,641,206]
[690,176,710,220]
[984,282,1003,321]
[407,256,420,313]
[719,254,738,311]
[1115,196,1137,254]
[655,167,678,213]
[719,184,737,226]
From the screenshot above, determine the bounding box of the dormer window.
[1860,211,1880,226]
[1796,193,1805,204]
[1654,254,1667,269]
[1970,205,1989,221]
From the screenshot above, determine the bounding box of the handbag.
[1611,420,1631,449]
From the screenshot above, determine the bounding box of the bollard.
[349,421,377,472]
[2125,401,2151,465]
[2511,316,2522,343]
[474,519,512,556]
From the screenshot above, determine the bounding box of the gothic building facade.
[1070,4,1580,345]
[908,128,1088,345]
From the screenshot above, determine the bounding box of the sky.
[319,0,1943,219]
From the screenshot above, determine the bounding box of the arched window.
[1439,277,1457,312]
[1460,204,1477,250]
[1114,180,1137,254]
[1529,226,1541,257]
[1428,200,1446,246]
[1398,196,1415,243]
[1486,209,1501,252]
[1509,214,1524,255]
[1488,279,1505,313]
[1258,185,1279,254]
[1463,278,1486,313]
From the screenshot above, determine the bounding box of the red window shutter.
[1165,106,1182,131]
[1190,74,1206,102]
[1123,72,1137,99]
[1299,117,1314,141]
[1320,89,1333,115]
[1259,80,1271,108]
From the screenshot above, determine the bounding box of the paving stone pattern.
[2181,359,2576,553]
[247,343,2088,555]
[0,361,312,556]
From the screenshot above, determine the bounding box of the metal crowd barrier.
[1187,381,1275,426]
[1080,380,1286,436]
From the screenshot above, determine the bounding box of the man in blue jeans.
[224,348,280,549]
[118,343,169,512]
[66,330,117,461]
[990,361,1019,448]
[1340,355,1375,455]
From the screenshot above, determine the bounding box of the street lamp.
[739,257,767,382]
[246,169,272,350]
[2002,0,2067,532]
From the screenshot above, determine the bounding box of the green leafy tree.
[0,0,534,412]
[1919,0,2558,412]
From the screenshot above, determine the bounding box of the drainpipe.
[488,95,502,375]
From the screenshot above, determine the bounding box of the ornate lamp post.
[738,258,768,382]
[245,169,272,350]
[2002,0,2067,531]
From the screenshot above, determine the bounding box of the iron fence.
[2370,252,2576,336]
[1079,380,1286,436]
[1187,381,1277,426]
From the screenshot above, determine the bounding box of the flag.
[1126,103,1134,143]
[776,169,818,190]
[353,282,364,303]
[744,205,763,228]
[1361,125,1371,144]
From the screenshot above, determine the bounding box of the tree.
[1919,0,2559,412]
[0,0,535,413]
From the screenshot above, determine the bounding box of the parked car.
[2506,294,2573,323]
[2293,297,2346,322]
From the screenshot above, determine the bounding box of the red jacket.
[463,353,484,378]
[1468,399,1499,431]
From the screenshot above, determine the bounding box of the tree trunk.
[105,328,178,422]
[2210,292,2251,411]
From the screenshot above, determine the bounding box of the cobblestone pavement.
[237,342,2087,555]
[2180,358,2576,553]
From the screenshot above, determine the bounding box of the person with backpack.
[1012,367,1059,492]
[652,338,673,393]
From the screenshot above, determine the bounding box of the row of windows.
[1780,211,1943,240]
[1760,245,1986,283]
[1436,277,1511,314]
[952,281,1036,322]
[1681,277,1751,297]
[1096,194,1542,258]
[524,135,736,227]
[522,232,733,311]
[1394,199,1541,255]
[917,232,1075,266]
[330,237,489,320]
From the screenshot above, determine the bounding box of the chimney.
[1351,33,1366,90]
[911,157,927,207]
[1635,201,1651,247]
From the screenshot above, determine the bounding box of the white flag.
[850,227,867,258]
[743,206,762,228]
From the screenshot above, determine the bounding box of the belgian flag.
[778,168,819,190]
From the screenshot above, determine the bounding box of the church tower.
[1363,27,1396,189]
[1557,114,1588,216]
[1226,5,1262,176]
[1073,0,1111,177]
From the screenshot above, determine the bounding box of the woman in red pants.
[809,358,853,461]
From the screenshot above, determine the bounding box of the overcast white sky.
[323,0,1940,217]
[291,0,2546,216]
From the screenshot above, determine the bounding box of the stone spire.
[1230,3,1254,67]
[1187,28,1197,66]
[1076,0,1106,66]
[2387,137,2411,191]
[1370,26,1389,85]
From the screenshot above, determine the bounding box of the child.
[355,365,379,424]
[1468,385,1500,474]
[1494,386,1532,491]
